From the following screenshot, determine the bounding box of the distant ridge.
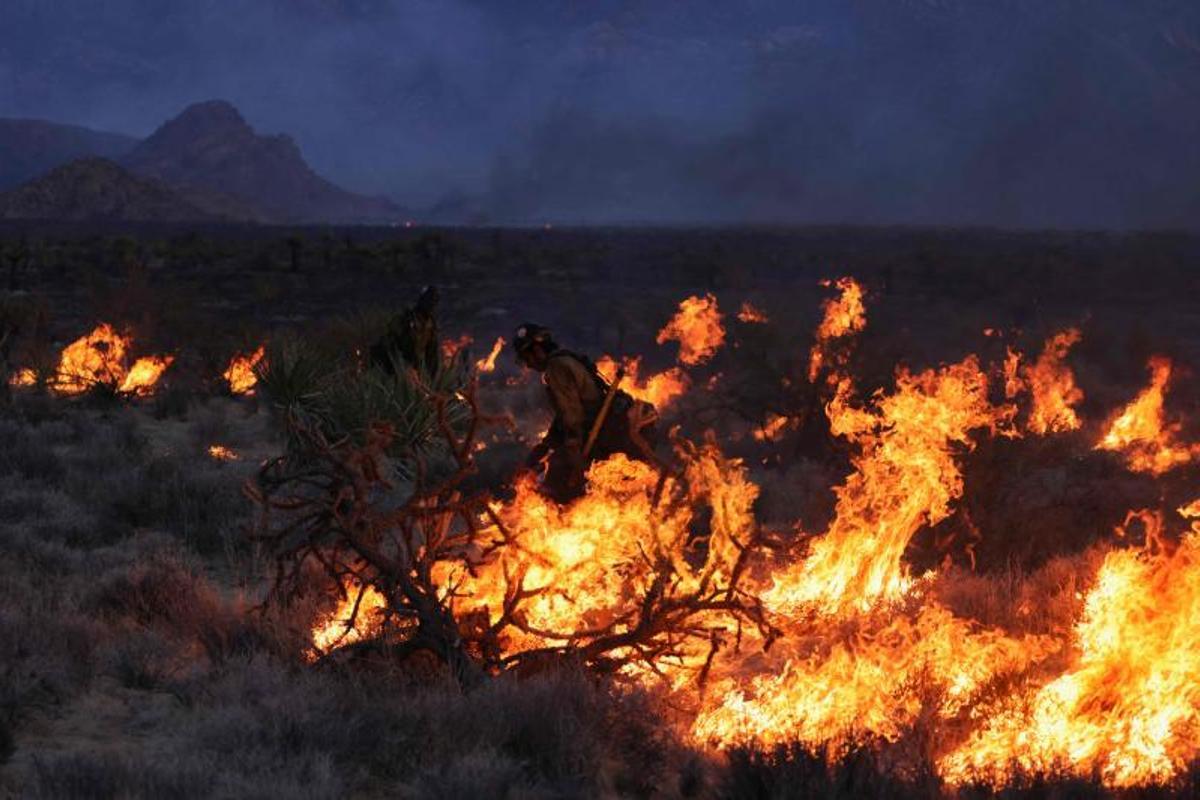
[0,119,137,191]
[123,100,403,224]
[0,157,223,223]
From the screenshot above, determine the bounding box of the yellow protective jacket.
[542,350,604,453]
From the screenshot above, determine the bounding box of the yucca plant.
[320,352,471,456]
[253,334,335,413]
[254,330,471,474]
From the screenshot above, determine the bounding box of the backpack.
[559,351,659,435]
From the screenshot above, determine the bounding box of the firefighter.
[514,323,658,502]
[370,285,441,376]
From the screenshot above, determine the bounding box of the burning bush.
[238,276,1200,792]
[251,384,777,686]
[7,322,175,399]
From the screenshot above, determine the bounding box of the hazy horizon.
[3,0,1199,228]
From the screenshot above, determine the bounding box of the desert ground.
[2,224,1199,798]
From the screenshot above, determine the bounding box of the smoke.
[1,0,1198,228]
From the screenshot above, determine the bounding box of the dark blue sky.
[3,0,1199,227]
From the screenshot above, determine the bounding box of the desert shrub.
[8,389,66,425]
[0,484,47,523]
[0,525,91,579]
[103,627,181,690]
[88,555,285,666]
[324,361,470,445]
[722,744,938,800]
[25,752,219,800]
[0,714,13,765]
[186,401,231,449]
[0,595,101,720]
[60,412,143,472]
[935,548,1102,637]
[82,453,241,552]
[403,748,537,799]
[166,659,676,798]
[26,748,346,800]
[0,420,64,483]
[254,333,337,412]
[255,330,472,466]
[151,379,193,420]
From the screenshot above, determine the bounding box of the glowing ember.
[474,336,505,373]
[310,581,389,657]
[656,294,725,365]
[596,355,690,409]
[1096,357,1199,474]
[8,367,36,387]
[442,334,473,360]
[751,412,792,442]
[1021,329,1084,435]
[207,444,239,461]
[737,302,769,324]
[808,278,866,382]
[224,345,265,395]
[1003,346,1023,399]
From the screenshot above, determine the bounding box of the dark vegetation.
[1,224,1199,797]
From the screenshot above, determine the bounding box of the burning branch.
[248,387,499,687]
[250,378,778,690]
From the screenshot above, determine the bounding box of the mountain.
[0,119,138,191]
[123,100,403,224]
[0,158,223,223]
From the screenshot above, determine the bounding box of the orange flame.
[1096,357,1199,474]
[596,355,690,410]
[1022,329,1084,435]
[310,581,389,658]
[808,278,866,382]
[751,413,792,442]
[1003,346,1023,399]
[656,294,725,365]
[118,355,174,396]
[764,357,1001,617]
[426,445,757,681]
[692,355,1060,757]
[207,444,239,461]
[294,276,1200,789]
[54,323,129,394]
[737,302,769,324]
[474,336,505,373]
[223,345,265,395]
[50,323,172,396]
[8,367,36,387]
[694,604,1058,753]
[941,528,1200,788]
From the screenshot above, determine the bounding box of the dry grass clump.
[18,656,691,799]
[1,396,703,798]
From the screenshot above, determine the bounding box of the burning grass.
[243,277,1200,794]
[6,258,1200,796]
[45,323,174,398]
